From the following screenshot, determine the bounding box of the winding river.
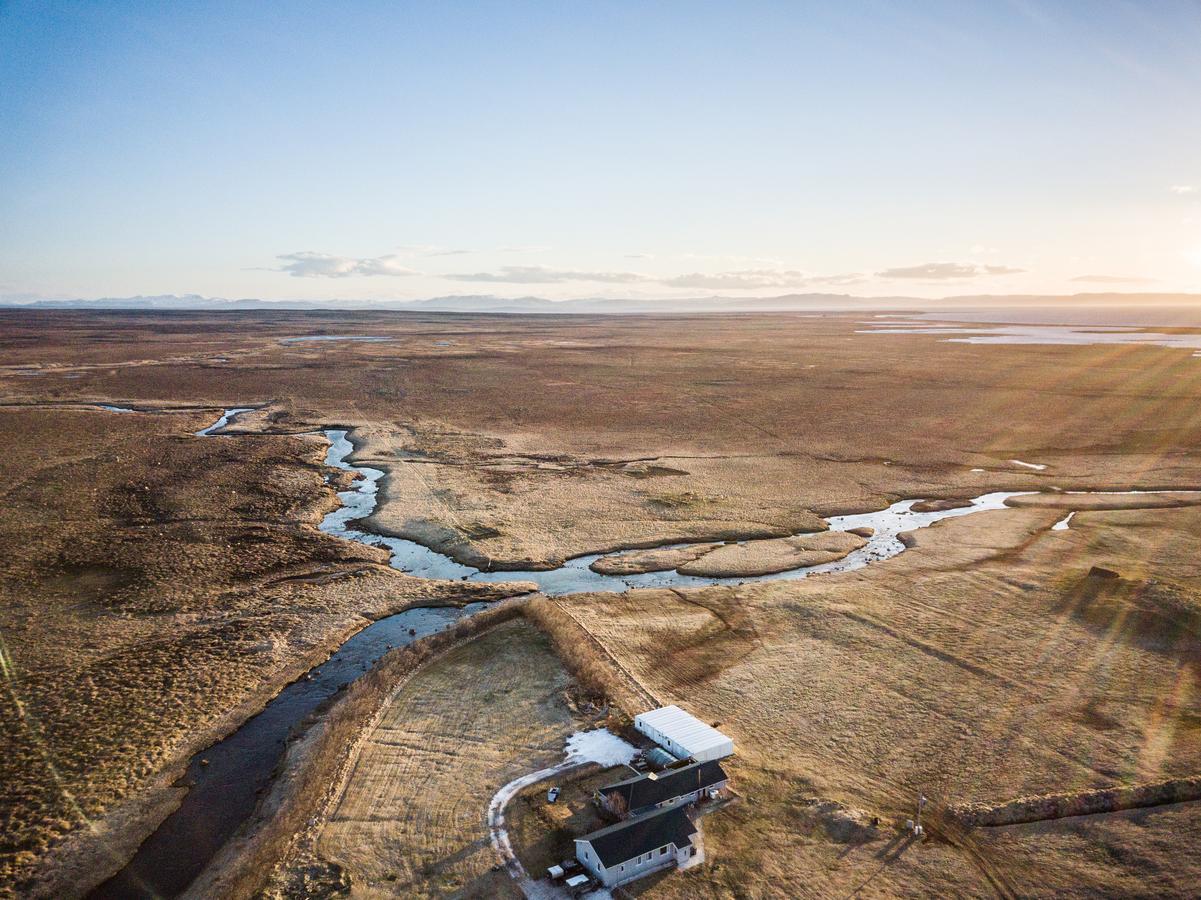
[85,407,1190,897]
[320,428,1035,593]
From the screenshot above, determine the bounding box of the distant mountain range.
[4,291,1201,314]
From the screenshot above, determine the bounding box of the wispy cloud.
[445,265,648,284]
[1170,185,1196,195]
[1070,274,1159,284]
[875,262,1024,280]
[275,252,421,278]
[445,265,865,290]
[663,269,817,290]
[808,272,867,287]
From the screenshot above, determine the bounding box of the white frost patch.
[1008,459,1047,471]
[970,468,985,473]
[1052,511,1075,531]
[565,729,638,767]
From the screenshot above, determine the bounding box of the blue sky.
[1,1,1199,301]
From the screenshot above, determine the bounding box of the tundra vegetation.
[2,308,1201,896]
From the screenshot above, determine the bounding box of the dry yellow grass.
[315,619,584,898]
[5,310,1201,895]
[552,504,1201,897]
[677,530,867,578]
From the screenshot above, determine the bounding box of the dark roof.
[577,805,698,869]
[599,759,727,811]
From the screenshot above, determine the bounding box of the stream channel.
[86,406,1175,897]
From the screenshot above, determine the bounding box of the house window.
[660,846,668,856]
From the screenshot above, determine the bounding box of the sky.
[1,0,1200,303]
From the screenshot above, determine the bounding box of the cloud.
[445,265,649,284]
[498,245,552,253]
[1070,274,1159,284]
[445,266,868,290]
[1170,185,1196,195]
[275,252,421,278]
[807,272,867,287]
[875,262,1024,280]
[662,269,815,290]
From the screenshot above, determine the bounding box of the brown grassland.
[2,308,1201,896]
[545,503,1201,897]
[310,618,582,898]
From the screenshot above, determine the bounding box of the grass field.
[548,503,1201,897]
[0,403,518,896]
[4,309,1201,895]
[314,619,589,898]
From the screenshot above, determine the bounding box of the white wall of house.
[575,840,605,883]
[575,838,692,888]
[629,782,726,817]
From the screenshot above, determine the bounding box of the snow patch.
[565,729,638,767]
[1052,511,1075,531]
[1008,459,1047,471]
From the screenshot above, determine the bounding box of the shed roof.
[599,760,727,812]
[577,805,697,869]
[635,705,732,757]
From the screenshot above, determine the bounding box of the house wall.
[603,843,679,887]
[575,840,605,883]
[576,838,689,888]
[631,786,703,818]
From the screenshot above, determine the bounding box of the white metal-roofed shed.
[635,706,734,763]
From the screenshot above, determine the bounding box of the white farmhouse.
[575,805,699,888]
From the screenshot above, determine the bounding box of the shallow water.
[87,408,1192,896]
[860,320,1201,355]
[1052,511,1075,531]
[1009,459,1047,471]
[89,601,488,899]
[322,429,1034,594]
[280,334,392,343]
[194,406,255,436]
